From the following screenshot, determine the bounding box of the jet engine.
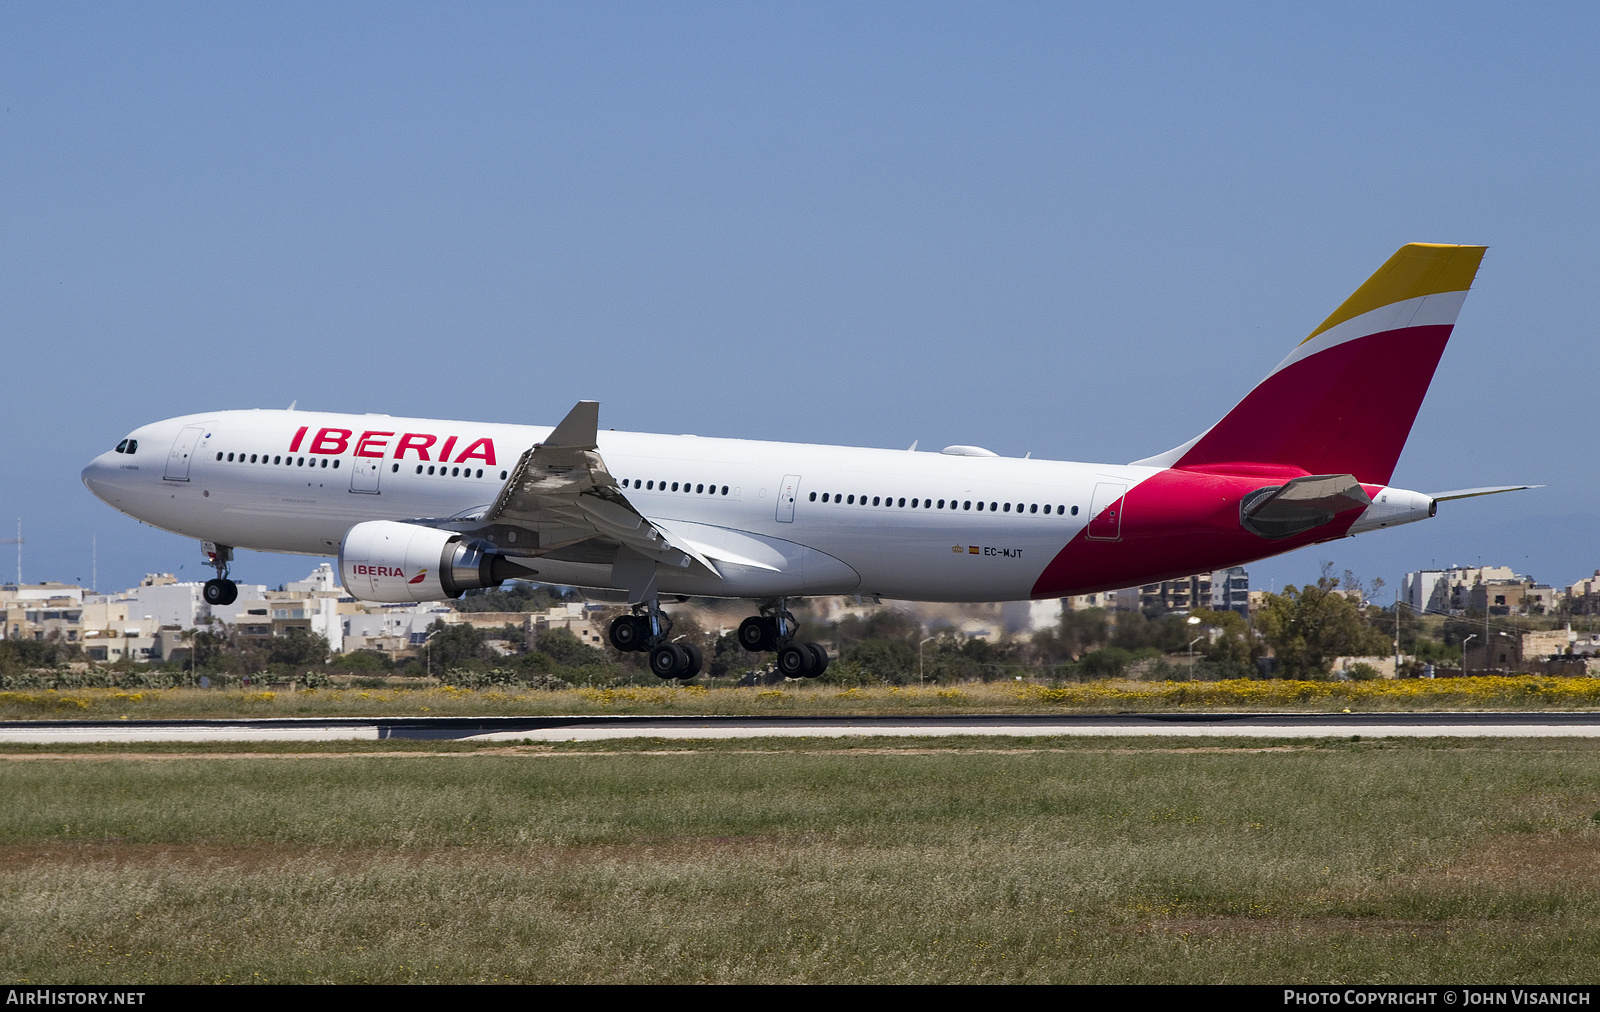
[339,520,536,603]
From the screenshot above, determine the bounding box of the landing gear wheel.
[804,642,829,677]
[651,643,690,679]
[609,615,648,652]
[681,643,704,679]
[738,616,776,653]
[203,578,238,607]
[777,643,813,679]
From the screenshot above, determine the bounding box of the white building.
[1403,566,1518,616]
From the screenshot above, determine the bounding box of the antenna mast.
[0,520,20,584]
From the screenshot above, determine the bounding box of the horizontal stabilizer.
[1430,484,1541,502]
[1241,474,1371,540]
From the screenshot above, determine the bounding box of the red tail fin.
[1135,244,1487,485]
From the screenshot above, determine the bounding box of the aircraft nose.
[81,453,116,500]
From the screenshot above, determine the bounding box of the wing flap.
[478,400,720,579]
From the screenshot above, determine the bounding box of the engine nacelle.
[1345,487,1437,536]
[339,520,534,603]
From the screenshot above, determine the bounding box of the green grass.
[2,736,1598,983]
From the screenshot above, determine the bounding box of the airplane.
[82,243,1532,680]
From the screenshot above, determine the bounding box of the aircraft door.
[164,425,205,482]
[1086,482,1127,541]
[349,457,382,494]
[775,475,801,523]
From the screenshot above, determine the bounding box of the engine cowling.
[339,520,534,603]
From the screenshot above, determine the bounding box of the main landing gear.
[737,601,829,679]
[201,542,239,606]
[608,598,830,680]
[608,603,704,680]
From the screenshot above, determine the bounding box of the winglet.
[545,401,599,449]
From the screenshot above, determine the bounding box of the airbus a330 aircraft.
[83,243,1531,679]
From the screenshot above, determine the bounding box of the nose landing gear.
[201,541,238,606]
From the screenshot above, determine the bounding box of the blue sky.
[2,3,1595,598]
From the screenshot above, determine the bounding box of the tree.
[267,629,329,668]
[1256,575,1392,678]
[424,620,496,669]
[534,627,608,668]
[1188,607,1257,677]
[454,582,571,613]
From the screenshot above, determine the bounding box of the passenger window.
[721,486,728,495]
[273,456,280,465]
[477,469,483,478]
[963,501,971,510]
[847,495,855,504]
[1003,503,1010,512]
[216,452,223,461]
[298,457,305,466]
[392,464,399,473]
[872,496,880,506]
[1068,505,1076,515]
[809,492,816,501]
[1029,504,1037,514]
[938,499,945,508]
[898,498,905,507]
[976,502,983,511]
[428,466,436,475]
[332,460,339,469]
[501,471,508,480]
[822,493,829,503]
[647,480,654,490]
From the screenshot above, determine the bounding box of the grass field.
[2,735,1598,983]
[5,675,1600,721]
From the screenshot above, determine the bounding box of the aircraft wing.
[477,401,719,576]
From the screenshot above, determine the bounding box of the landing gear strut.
[741,599,829,678]
[608,601,703,680]
[201,541,238,606]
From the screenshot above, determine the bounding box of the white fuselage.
[83,409,1150,603]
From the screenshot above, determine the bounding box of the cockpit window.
[126,439,137,453]
[114,440,128,453]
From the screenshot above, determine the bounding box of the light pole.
[919,635,937,686]
[1462,634,1477,676]
[1186,615,1202,680]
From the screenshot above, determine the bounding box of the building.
[1209,567,1250,617]
[1403,566,1518,616]
[1568,572,1600,615]
[1,583,86,642]
[1464,628,1573,674]
[1138,573,1212,614]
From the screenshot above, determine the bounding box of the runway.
[4,711,1600,744]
